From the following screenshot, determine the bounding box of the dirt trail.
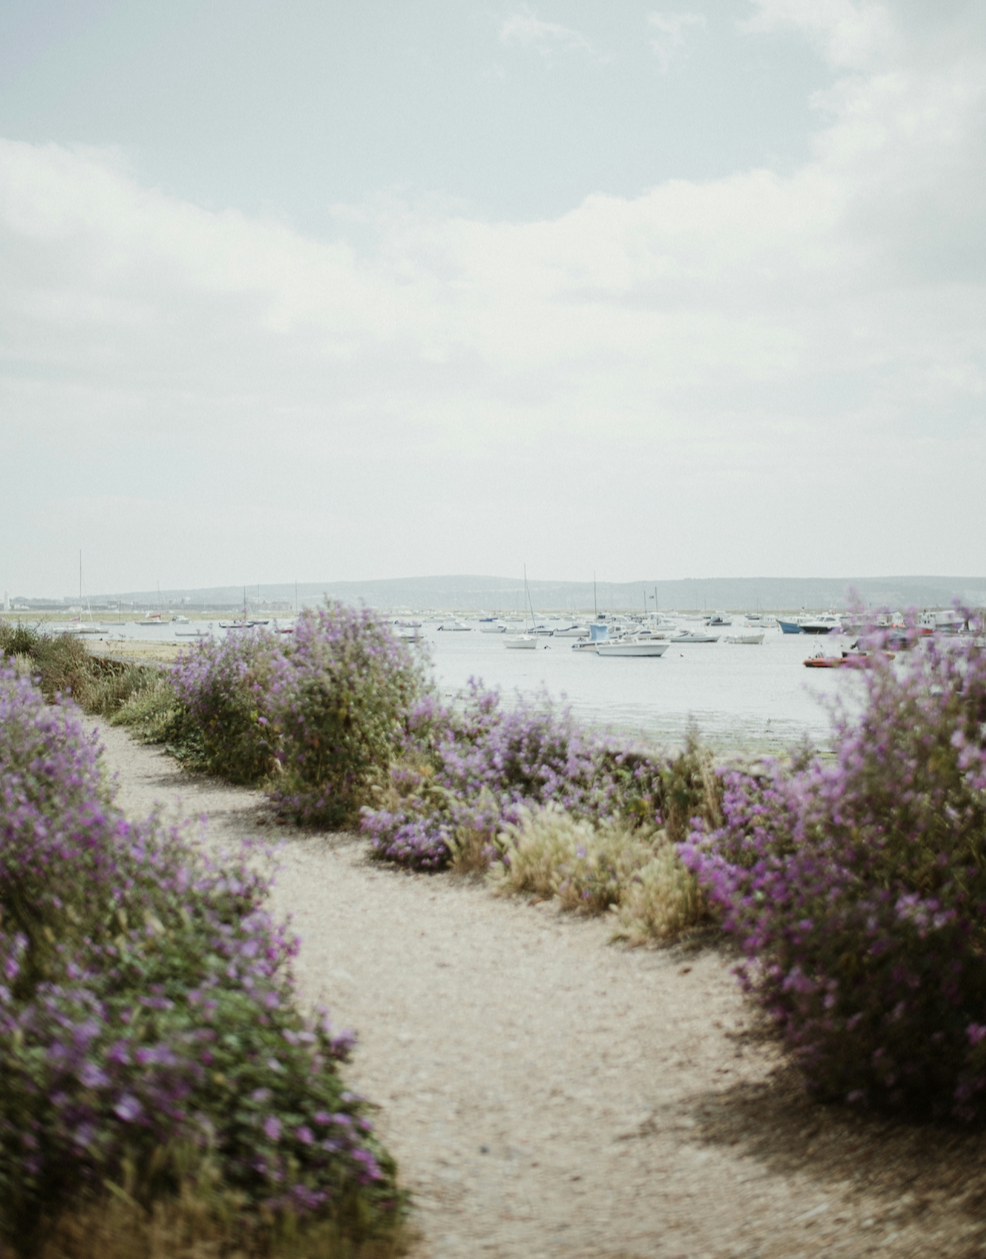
[95,723,986,1259]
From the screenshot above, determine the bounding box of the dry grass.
[32,1188,411,1259]
[614,837,710,944]
[490,804,708,941]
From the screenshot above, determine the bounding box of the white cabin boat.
[596,639,669,657]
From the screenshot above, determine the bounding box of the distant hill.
[84,575,986,613]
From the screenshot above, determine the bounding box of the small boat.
[801,615,842,635]
[777,619,804,634]
[706,614,732,627]
[479,622,508,634]
[596,639,669,657]
[671,631,720,644]
[138,614,167,626]
[437,620,471,631]
[505,565,541,650]
[804,652,841,668]
[724,632,765,645]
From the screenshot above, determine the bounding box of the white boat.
[595,639,669,657]
[437,619,471,631]
[801,614,842,635]
[479,622,508,634]
[724,632,765,645]
[553,625,589,638]
[671,630,720,644]
[505,565,542,650]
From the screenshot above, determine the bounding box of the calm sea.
[422,625,855,756]
[91,619,860,756]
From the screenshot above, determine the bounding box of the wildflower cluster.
[0,667,401,1249]
[169,602,425,826]
[681,622,986,1120]
[359,680,677,872]
[267,602,425,827]
[170,628,282,782]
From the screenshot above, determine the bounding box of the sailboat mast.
[593,571,597,619]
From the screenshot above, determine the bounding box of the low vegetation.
[683,618,986,1121]
[8,607,986,1129]
[0,663,404,1256]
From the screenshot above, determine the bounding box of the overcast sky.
[1,0,984,597]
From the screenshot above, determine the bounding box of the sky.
[1,0,984,597]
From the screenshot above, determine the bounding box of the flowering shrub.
[0,668,402,1250]
[681,622,986,1120]
[171,629,283,783]
[360,682,616,870]
[267,602,426,827]
[359,680,706,878]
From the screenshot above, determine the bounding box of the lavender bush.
[0,667,401,1251]
[681,621,986,1120]
[170,629,283,783]
[266,603,425,827]
[360,681,680,872]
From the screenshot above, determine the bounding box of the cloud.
[499,9,595,59]
[741,0,896,71]
[647,11,707,73]
[1,2,985,589]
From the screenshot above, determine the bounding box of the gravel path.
[94,723,986,1259]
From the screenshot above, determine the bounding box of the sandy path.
[94,723,986,1259]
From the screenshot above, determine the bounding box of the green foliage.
[267,604,427,828]
[0,622,160,717]
[0,669,404,1253]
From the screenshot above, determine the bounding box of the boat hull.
[596,641,669,657]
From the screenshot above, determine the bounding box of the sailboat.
[505,567,539,650]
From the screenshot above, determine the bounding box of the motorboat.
[479,622,508,634]
[724,632,765,645]
[572,623,612,651]
[777,619,804,634]
[595,639,669,657]
[437,619,471,631]
[803,651,841,668]
[553,625,589,638]
[671,630,720,644]
[801,615,842,635]
[706,614,732,627]
[138,614,167,626]
[505,634,538,650]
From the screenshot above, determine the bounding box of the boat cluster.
[432,611,772,655]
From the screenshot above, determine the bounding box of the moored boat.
[595,639,669,657]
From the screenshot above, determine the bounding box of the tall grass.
[0,622,159,715]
